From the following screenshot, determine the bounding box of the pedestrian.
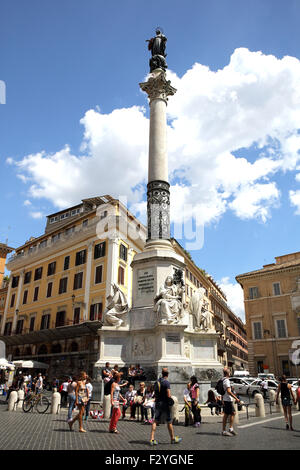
[68,371,89,433]
[67,376,77,422]
[190,376,201,427]
[35,373,43,394]
[276,375,297,431]
[135,364,145,381]
[102,362,113,396]
[260,378,268,399]
[183,382,192,426]
[296,380,300,411]
[143,384,155,424]
[135,382,146,422]
[85,377,93,421]
[122,384,137,420]
[150,367,182,446]
[127,364,136,386]
[220,368,240,436]
[61,378,69,407]
[109,372,126,434]
[205,389,222,416]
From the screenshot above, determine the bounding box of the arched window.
[25,347,32,356]
[38,344,48,355]
[51,343,62,354]
[70,341,78,352]
[14,348,20,357]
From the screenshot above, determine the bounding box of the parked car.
[229,377,252,395]
[247,379,278,397]
[258,373,276,381]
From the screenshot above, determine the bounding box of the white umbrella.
[0,358,15,370]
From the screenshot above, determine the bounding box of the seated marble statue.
[154,275,183,324]
[190,287,212,331]
[103,283,128,327]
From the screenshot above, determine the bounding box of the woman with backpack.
[190,376,201,427]
[276,375,297,430]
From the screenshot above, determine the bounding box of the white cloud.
[218,277,245,322]
[8,48,300,229]
[289,189,300,215]
[23,200,32,206]
[29,211,44,219]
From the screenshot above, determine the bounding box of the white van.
[233,370,250,377]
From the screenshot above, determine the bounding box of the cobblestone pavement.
[0,399,300,451]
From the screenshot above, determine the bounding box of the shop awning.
[13,360,49,369]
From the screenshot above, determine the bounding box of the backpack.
[154,379,174,406]
[216,378,225,396]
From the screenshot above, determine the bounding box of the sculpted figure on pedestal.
[189,287,213,331]
[154,275,184,324]
[146,27,168,72]
[103,283,128,327]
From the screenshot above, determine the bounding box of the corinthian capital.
[139,69,177,104]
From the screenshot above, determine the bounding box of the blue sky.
[2,0,300,318]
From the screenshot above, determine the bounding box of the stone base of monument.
[94,319,223,401]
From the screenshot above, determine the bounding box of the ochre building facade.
[236,251,300,377]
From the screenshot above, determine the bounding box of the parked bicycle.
[22,391,50,414]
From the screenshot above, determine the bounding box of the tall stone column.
[139,69,176,250]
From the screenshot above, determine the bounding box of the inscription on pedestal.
[166,333,181,355]
[137,268,155,296]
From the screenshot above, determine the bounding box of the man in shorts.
[222,368,240,436]
[150,367,182,446]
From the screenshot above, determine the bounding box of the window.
[65,226,75,236]
[257,361,264,373]
[34,267,43,281]
[120,244,128,262]
[23,290,28,305]
[46,282,53,298]
[52,233,60,243]
[82,219,88,228]
[33,286,39,302]
[55,311,65,328]
[64,256,70,271]
[75,249,86,266]
[73,307,80,325]
[94,241,106,259]
[118,266,125,285]
[249,287,259,299]
[40,314,50,330]
[10,293,15,308]
[253,321,262,340]
[16,319,24,335]
[297,317,300,335]
[100,210,108,220]
[29,317,35,332]
[11,276,19,288]
[60,212,69,220]
[282,360,290,376]
[50,216,58,224]
[47,261,56,276]
[73,272,83,290]
[276,319,287,338]
[95,265,103,284]
[24,271,32,284]
[39,240,47,249]
[273,283,281,296]
[59,277,68,294]
[90,303,103,321]
[4,322,12,336]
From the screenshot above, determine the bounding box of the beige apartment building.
[236,251,300,377]
[0,195,247,380]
